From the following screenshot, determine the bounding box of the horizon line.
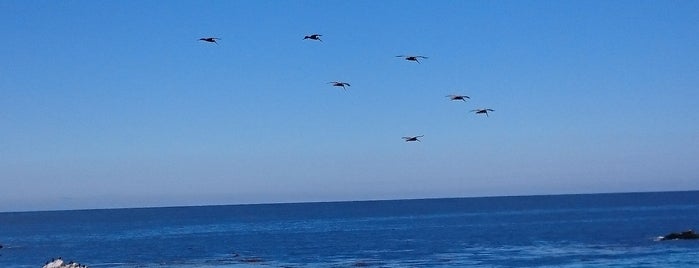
[2,189,697,214]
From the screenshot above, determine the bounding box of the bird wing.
[417,56,428,58]
[395,55,406,57]
[343,83,350,86]
[486,109,494,111]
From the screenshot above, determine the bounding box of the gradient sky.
[1,1,698,212]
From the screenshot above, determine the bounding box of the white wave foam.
[42,258,88,268]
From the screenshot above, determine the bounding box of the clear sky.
[1,1,698,212]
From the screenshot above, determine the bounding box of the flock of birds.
[199,34,495,143]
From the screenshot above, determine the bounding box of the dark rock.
[240,257,264,263]
[661,229,699,241]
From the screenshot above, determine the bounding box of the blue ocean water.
[1,191,698,267]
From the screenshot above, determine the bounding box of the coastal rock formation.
[660,230,699,241]
[42,258,88,268]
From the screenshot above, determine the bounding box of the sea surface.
[1,191,698,267]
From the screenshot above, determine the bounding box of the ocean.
[1,191,698,267]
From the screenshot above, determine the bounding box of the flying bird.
[402,135,424,142]
[304,34,323,42]
[328,81,350,90]
[447,95,470,102]
[199,37,221,44]
[396,55,428,63]
[471,108,495,117]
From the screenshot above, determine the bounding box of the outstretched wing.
[447,95,470,99]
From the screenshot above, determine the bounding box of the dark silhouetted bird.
[471,108,495,117]
[304,34,322,42]
[199,37,221,44]
[396,55,428,63]
[328,81,350,90]
[447,95,470,102]
[402,135,424,142]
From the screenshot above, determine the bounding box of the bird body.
[402,135,424,142]
[447,95,470,102]
[396,55,428,63]
[199,37,221,44]
[304,34,323,42]
[471,108,494,117]
[328,81,350,90]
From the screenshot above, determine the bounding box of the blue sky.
[1,1,698,212]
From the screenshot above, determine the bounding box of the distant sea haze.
[1,191,698,267]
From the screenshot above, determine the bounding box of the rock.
[239,257,264,263]
[660,229,699,241]
[42,257,89,268]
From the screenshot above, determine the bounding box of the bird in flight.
[471,108,495,117]
[447,95,470,102]
[402,135,424,142]
[396,55,428,63]
[328,81,350,90]
[304,34,323,42]
[199,37,221,44]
